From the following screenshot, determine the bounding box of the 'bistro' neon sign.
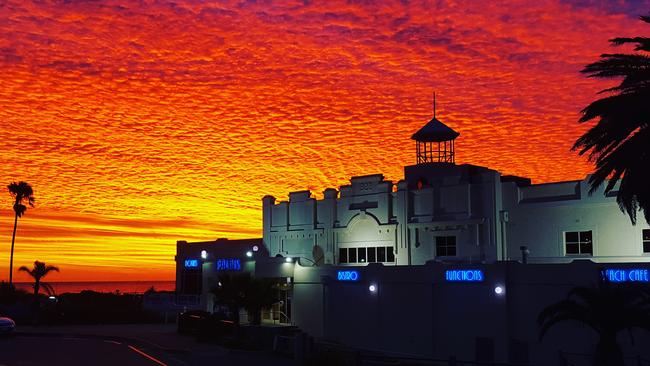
[337,270,360,281]
[445,269,484,282]
[602,269,649,283]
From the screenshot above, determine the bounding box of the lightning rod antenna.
[433,92,436,118]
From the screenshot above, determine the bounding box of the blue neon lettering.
[445,270,484,282]
[216,258,242,271]
[184,259,198,268]
[602,269,649,283]
[337,270,360,282]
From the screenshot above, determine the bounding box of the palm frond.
[41,282,55,296]
[7,181,35,215]
[575,36,650,224]
[582,54,650,79]
[13,204,27,218]
[538,299,591,340]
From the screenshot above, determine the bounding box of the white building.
[262,116,650,267]
[177,114,650,365]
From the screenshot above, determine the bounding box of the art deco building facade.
[175,113,650,365]
[262,117,650,267]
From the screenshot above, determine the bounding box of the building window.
[377,247,386,262]
[358,247,367,263]
[339,248,348,263]
[368,247,376,262]
[643,229,650,253]
[338,246,395,264]
[565,231,593,255]
[348,248,357,263]
[436,236,457,256]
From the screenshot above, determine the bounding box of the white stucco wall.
[503,179,650,263]
[263,164,513,267]
[291,261,650,365]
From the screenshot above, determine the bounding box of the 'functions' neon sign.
[602,269,649,283]
[184,259,199,268]
[216,258,242,271]
[337,270,360,281]
[445,269,484,282]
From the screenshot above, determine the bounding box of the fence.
[559,351,650,366]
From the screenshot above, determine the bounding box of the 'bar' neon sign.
[337,270,360,281]
[184,259,199,268]
[445,270,484,282]
[602,269,649,283]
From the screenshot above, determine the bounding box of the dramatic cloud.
[0,0,646,280]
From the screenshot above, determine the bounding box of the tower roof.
[411,117,459,142]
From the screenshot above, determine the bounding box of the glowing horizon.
[1,0,646,282]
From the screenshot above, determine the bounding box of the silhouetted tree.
[538,283,650,366]
[18,261,59,298]
[7,181,35,286]
[573,15,650,225]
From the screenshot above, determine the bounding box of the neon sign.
[602,269,649,283]
[445,269,484,282]
[184,259,199,268]
[216,258,242,271]
[337,270,360,281]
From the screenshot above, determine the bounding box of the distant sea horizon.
[14,280,175,295]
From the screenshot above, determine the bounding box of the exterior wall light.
[201,250,207,259]
[246,251,253,258]
[494,285,505,295]
[252,245,259,252]
[368,284,377,293]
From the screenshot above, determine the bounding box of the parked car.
[0,316,15,335]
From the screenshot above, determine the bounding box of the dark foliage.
[210,273,279,325]
[573,15,650,225]
[0,281,30,305]
[538,282,650,366]
[53,291,162,324]
[18,260,59,298]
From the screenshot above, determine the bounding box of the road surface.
[0,335,177,366]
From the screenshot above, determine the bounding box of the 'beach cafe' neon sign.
[445,269,484,282]
[602,269,649,283]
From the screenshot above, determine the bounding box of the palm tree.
[7,181,35,286]
[538,282,650,366]
[18,261,59,298]
[573,15,650,225]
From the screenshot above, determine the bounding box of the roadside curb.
[14,330,195,356]
[13,329,289,361]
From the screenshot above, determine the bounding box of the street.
[0,324,292,366]
[0,335,178,366]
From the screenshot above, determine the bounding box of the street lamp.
[494,285,505,296]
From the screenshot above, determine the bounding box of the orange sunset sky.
[1,0,648,282]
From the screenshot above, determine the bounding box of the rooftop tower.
[411,94,459,164]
